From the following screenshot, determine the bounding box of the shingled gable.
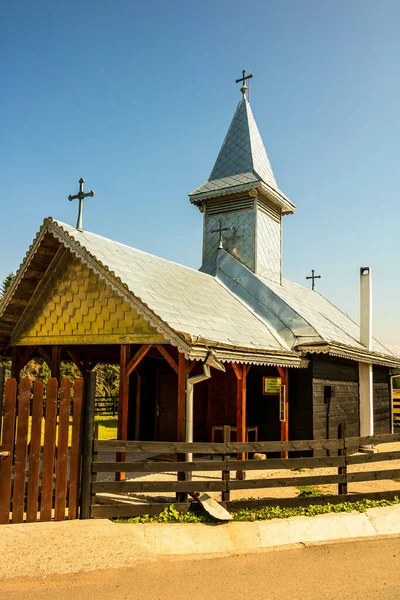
[0,218,305,367]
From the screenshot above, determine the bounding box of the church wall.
[203,208,255,271]
[255,208,281,283]
[288,365,313,440]
[311,355,360,449]
[373,365,391,434]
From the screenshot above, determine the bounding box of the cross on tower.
[211,220,232,249]
[306,269,321,291]
[68,178,95,232]
[235,69,253,98]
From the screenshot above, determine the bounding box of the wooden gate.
[0,375,85,524]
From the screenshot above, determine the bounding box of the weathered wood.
[222,425,231,502]
[40,378,58,521]
[81,371,96,519]
[51,346,61,379]
[347,469,400,483]
[229,473,343,491]
[93,480,226,493]
[91,503,191,519]
[177,353,186,442]
[347,433,400,446]
[0,379,17,524]
[226,439,345,453]
[37,347,52,370]
[94,440,226,453]
[26,379,44,523]
[93,460,228,473]
[54,378,71,521]
[227,456,345,470]
[134,370,141,440]
[231,362,242,381]
[226,490,400,511]
[12,378,31,523]
[338,422,347,496]
[347,451,400,466]
[126,344,152,377]
[155,345,179,374]
[68,378,84,520]
[277,366,289,459]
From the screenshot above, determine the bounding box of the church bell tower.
[189,72,295,284]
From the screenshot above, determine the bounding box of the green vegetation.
[95,415,118,440]
[113,496,400,524]
[297,485,322,498]
[1,273,15,299]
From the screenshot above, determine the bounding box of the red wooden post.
[177,353,187,442]
[40,379,58,521]
[0,379,17,524]
[69,378,84,519]
[54,378,71,520]
[51,346,61,379]
[12,378,31,523]
[278,366,289,458]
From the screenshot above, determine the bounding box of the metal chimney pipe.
[359,267,374,449]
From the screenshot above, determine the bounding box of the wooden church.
[0,74,398,452]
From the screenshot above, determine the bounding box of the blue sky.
[1,0,399,345]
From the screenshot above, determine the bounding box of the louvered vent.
[205,197,254,215]
[257,198,281,223]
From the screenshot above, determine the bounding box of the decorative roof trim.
[297,342,400,369]
[187,345,308,368]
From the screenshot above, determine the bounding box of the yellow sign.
[263,377,281,395]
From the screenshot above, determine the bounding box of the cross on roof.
[68,178,95,232]
[211,220,232,249]
[306,269,321,291]
[235,69,253,98]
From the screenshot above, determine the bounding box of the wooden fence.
[89,428,400,518]
[0,375,88,524]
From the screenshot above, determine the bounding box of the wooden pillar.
[134,370,142,441]
[51,346,61,379]
[177,353,187,442]
[232,363,248,479]
[11,347,18,379]
[278,366,289,458]
[117,344,130,481]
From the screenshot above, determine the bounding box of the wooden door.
[155,369,178,441]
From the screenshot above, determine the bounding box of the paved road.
[1,537,400,600]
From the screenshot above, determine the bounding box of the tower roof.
[190,98,294,213]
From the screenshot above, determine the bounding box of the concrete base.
[1,505,400,580]
[358,445,377,454]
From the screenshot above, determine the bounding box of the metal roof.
[189,99,291,210]
[44,220,302,366]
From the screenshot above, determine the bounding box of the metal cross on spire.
[235,69,253,99]
[211,220,232,249]
[68,178,95,231]
[306,269,321,291]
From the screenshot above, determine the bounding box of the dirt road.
[1,536,400,600]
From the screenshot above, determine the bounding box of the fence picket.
[26,380,44,523]
[54,379,71,521]
[40,378,58,521]
[12,378,31,523]
[0,379,17,524]
[69,378,84,519]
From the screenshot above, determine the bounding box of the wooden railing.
[88,429,400,519]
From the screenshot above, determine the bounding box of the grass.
[296,485,323,498]
[24,414,118,446]
[113,496,400,524]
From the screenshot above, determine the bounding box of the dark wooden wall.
[247,366,281,441]
[311,355,360,440]
[288,365,313,440]
[373,365,391,434]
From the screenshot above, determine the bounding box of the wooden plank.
[126,344,152,377]
[0,365,5,445]
[231,362,242,381]
[54,378,71,521]
[347,451,400,466]
[226,439,345,453]
[26,379,44,523]
[91,502,190,519]
[69,378,84,520]
[51,346,61,379]
[12,378,31,523]
[236,364,246,469]
[93,460,228,473]
[134,371,141,440]
[94,440,226,453]
[229,473,343,491]
[346,433,400,446]
[278,367,289,459]
[155,345,179,374]
[227,456,345,470]
[347,469,400,483]
[40,378,58,521]
[177,353,186,442]
[226,490,400,511]
[81,371,96,519]
[93,480,226,493]
[0,379,17,524]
